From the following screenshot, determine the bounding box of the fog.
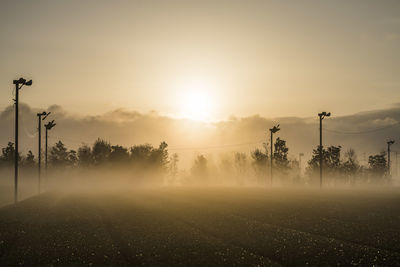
[0,103,400,206]
[1,103,400,170]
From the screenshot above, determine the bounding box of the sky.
[1,0,400,121]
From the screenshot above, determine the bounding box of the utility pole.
[37,112,50,194]
[269,125,280,185]
[396,152,398,178]
[44,120,56,171]
[387,140,395,177]
[318,112,331,189]
[13,78,32,203]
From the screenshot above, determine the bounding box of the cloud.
[1,104,400,168]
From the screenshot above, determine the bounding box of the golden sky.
[1,0,400,120]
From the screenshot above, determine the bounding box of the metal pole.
[270,131,273,185]
[14,83,19,203]
[388,143,391,176]
[319,116,322,189]
[38,115,41,193]
[45,128,48,171]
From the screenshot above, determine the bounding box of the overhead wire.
[323,122,399,135]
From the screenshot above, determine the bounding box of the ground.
[0,187,400,266]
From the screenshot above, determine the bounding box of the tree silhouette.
[110,145,129,164]
[168,153,179,184]
[130,144,153,165]
[306,145,342,182]
[48,141,77,167]
[77,145,93,166]
[273,137,290,173]
[368,152,387,181]
[49,141,69,167]
[251,143,268,182]
[149,141,169,171]
[92,139,112,165]
[1,142,20,167]
[23,150,35,168]
[342,149,360,183]
[191,155,208,180]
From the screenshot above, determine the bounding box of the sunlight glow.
[177,80,216,121]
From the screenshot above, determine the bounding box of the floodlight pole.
[37,112,49,194]
[45,127,48,171]
[44,120,56,171]
[14,82,19,203]
[38,115,41,193]
[13,78,32,203]
[387,140,395,177]
[318,112,330,189]
[269,125,280,185]
[319,116,322,188]
[270,131,273,183]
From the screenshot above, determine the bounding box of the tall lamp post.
[318,112,331,188]
[13,77,32,203]
[44,120,56,171]
[269,124,280,185]
[387,140,395,177]
[37,111,50,194]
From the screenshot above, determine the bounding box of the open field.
[0,187,400,266]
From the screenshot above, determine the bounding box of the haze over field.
[1,103,400,168]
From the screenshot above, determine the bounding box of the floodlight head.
[18,78,26,84]
[43,112,50,120]
[319,111,331,119]
[25,80,32,86]
[45,120,56,130]
[37,111,46,117]
[270,124,280,133]
[388,140,395,145]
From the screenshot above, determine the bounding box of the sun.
[177,81,216,121]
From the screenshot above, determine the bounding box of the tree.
[78,145,93,166]
[150,141,169,171]
[368,152,387,182]
[23,150,35,168]
[68,150,78,166]
[1,142,20,167]
[273,137,290,174]
[251,143,269,182]
[191,155,208,180]
[342,149,359,183]
[306,145,342,182]
[130,144,153,165]
[49,141,69,167]
[92,138,112,165]
[168,153,179,184]
[110,145,129,164]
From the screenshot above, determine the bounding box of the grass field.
[0,187,400,266]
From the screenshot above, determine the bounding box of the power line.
[323,122,399,135]
[169,140,265,151]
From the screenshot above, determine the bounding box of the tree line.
[0,137,392,185]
